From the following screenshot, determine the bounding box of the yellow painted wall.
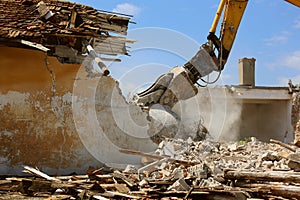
[0,47,102,175]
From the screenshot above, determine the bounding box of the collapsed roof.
[0,0,134,63]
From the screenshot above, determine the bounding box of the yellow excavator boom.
[285,0,300,7]
[209,0,300,70]
[207,0,248,70]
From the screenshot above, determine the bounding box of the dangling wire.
[200,70,222,84]
[195,80,208,87]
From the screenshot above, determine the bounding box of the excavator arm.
[133,0,299,108]
[285,0,300,8]
[207,0,300,70]
[206,0,248,70]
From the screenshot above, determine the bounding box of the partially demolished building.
[1,0,300,181]
[2,1,300,199]
[0,0,154,175]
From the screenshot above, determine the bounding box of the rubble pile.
[1,138,300,199]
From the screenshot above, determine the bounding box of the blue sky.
[76,0,300,94]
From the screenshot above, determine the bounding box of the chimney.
[238,57,256,87]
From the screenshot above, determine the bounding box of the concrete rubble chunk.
[123,165,138,174]
[187,163,209,179]
[168,178,191,191]
[261,152,281,161]
[171,167,186,180]
[261,161,274,169]
[138,179,148,187]
[162,141,176,158]
[228,143,238,151]
[198,177,222,187]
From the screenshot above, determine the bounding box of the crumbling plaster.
[0,46,156,175]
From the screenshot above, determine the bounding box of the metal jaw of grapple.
[132,44,219,108]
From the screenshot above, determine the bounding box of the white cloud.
[275,50,300,85]
[293,19,300,29]
[264,35,288,46]
[281,50,300,69]
[279,74,300,86]
[112,3,141,16]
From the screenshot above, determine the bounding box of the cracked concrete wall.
[0,46,156,175]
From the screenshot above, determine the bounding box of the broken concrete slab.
[168,178,191,191]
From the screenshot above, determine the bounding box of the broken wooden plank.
[50,182,76,189]
[138,158,169,175]
[184,186,194,200]
[89,174,114,184]
[270,139,296,152]
[234,182,300,199]
[21,40,49,52]
[28,179,54,193]
[37,1,50,18]
[69,10,77,28]
[93,195,110,200]
[114,183,130,194]
[99,183,121,189]
[159,190,210,195]
[106,191,141,199]
[120,148,170,160]
[112,171,136,187]
[148,180,173,185]
[99,57,121,62]
[224,169,300,183]
[95,174,113,180]
[0,180,19,191]
[120,148,200,166]
[55,175,89,181]
[23,166,61,182]
[278,151,290,159]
